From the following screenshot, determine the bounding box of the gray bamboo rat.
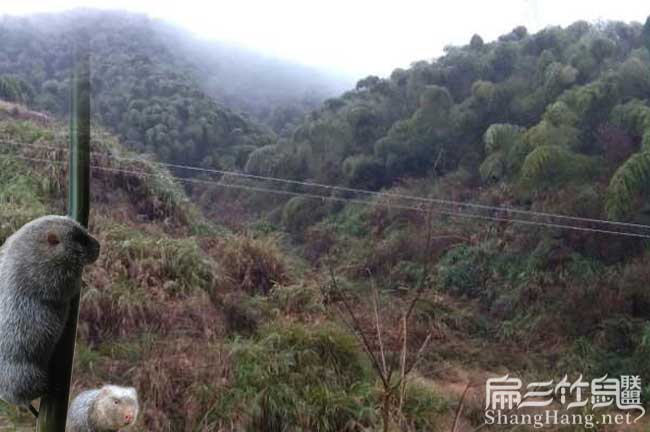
[0,215,100,411]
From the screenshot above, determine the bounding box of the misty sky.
[1,0,648,78]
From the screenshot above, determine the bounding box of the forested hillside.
[248,18,650,223]
[2,9,650,431]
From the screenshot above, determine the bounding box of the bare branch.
[404,203,435,323]
[452,383,472,432]
[368,269,388,378]
[325,258,389,386]
[398,316,408,414]
[404,330,433,377]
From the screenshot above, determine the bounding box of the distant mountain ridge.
[0,9,349,168]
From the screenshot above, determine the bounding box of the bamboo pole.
[37,34,90,432]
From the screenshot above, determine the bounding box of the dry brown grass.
[204,234,292,296]
[133,339,230,432]
[0,100,51,123]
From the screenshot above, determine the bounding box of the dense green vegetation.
[2,10,650,431]
[247,18,650,224]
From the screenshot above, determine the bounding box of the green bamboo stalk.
[37,34,90,432]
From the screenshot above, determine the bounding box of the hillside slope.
[0,105,458,431]
[220,17,650,421]
[0,106,221,429]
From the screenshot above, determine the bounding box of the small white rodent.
[66,385,139,432]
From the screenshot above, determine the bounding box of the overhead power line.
[2,151,650,239]
[4,139,650,233]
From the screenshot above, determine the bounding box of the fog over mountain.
[166,24,354,132]
[2,0,649,77]
[0,9,354,169]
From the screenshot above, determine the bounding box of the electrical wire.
[3,138,649,232]
[2,151,649,239]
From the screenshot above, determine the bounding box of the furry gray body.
[66,386,138,432]
[0,216,100,406]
